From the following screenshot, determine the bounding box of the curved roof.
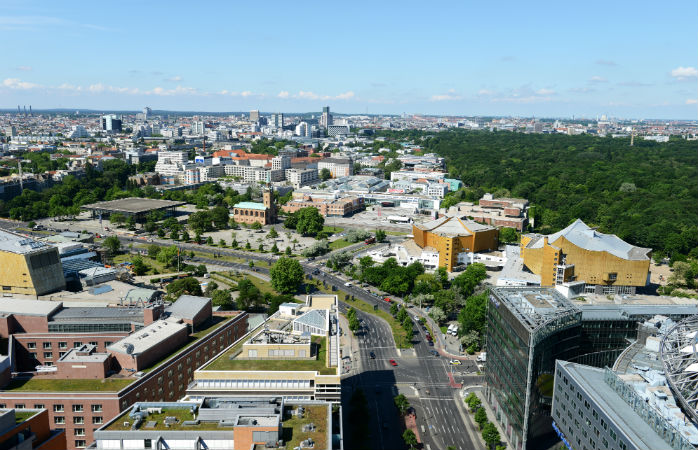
[545,219,650,260]
[660,316,698,423]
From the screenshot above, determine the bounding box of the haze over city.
[1,0,697,118]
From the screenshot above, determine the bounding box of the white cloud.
[240,91,253,97]
[686,98,698,105]
[165,75,182,82]
[671,66,698,80]
[430,93,463,101]
[477,89,495,96]
[15,66,32,71]
[277,91,290,98]
[335,91,355,100]
[297,90,320,100]
[589,76,607,83]
[88,83,105,93]
[2,78,41,90]
[596,59,617,66]
[535,88,556,96]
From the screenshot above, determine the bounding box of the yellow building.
[412,216,499,271]
[521,219,651,294]
[0,230,66,296]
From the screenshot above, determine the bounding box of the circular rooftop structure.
[660,315,698,423]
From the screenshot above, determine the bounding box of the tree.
[206,236,213,245]
[268,227,278,238]
[166,277,202,299]
[482,422,501,449]
[170,229,179,240]
[194,264,207,277]
[295,207,325,236]
[402,429,418,450]
[188,210,212,233]
[258,243,265,252]
[402,315,413,333]
[204,280,219,296]
[271,243,279,254]
[499,227,519,244]
[156,245,179,268]
[211,289,233,310]
[465,392,481,410]
[375,229,387,243]
[251,222,262,230]
[429,306,446,324]
[210,206,229,229]
[103,236,121,255]
[285,246,292,256]
[157,228,166,238]
[474,407,488,429]
[359,256,374,271]
[320,168,332,181]
[390,302,399,316]
[394,394,410,415]
[181,230,190,242]
[131,255,148,275]
[237,278,261,310]
[232,238,238,248]
[397,307,408,322]
[147,244,160,258]
[270,257,304,294]
[219,239,226,247]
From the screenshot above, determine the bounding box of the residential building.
[191,121,205,135]
[326,125,350,137]
[249,110,260,122]
[426,183,448,198]
[184,168,200,185]
[318,158,353,178]
[412,216,498,271]
[154,151,188,178]
[100,116,121,133]
[281,194,364,217]
[231,189,276,225]
[271,155,291,171]
[521,219,651,293]
[270,113,284,129]
[0,230,66,296]
[295,121,311,137]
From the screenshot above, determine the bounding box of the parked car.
[370,351,376,359]
[449,359,462,365]
[389,359,398,366]
[429,350,439,356]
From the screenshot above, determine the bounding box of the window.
[608,273,617,281]
[104,342,112,347]
[89,341,97,346]
[0,404,5,409]
[72,404,84,412]
[59,352,66,358]
[74,428,85,436]
[34,404,45,409]
[610,430,617,441]
[144,439,152,448]
[73,416,84,424]
[2,286,11,291]
[59,342,68,349]
[43,342,52,349]
[44,352,53,359]
[54,404,64,412]
[75,440,86,448]
[29,353,37,359]
[91,404,102,412]
[92,416,103,425]
[54,416,65,424]
[14,404,25,409]
[27,342,37,349]
[73,342,83,348]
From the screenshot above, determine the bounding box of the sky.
[1,0,697,119]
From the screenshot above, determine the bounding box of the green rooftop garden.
[14,410,39,423]
[106,407,223,431]
[282,404,328,450]
[204,336,336,375]
[3,378,134,392]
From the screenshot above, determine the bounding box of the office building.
[142,107,151,119]
[271,155,291,171]
[326,125,350,137]
[285,168,319,189]
[0,230,66,296]
[318,158,353,178]
[249,110,260,122]
[320,106,332,129]
[521,219,651,293]
[270,113,284,129]
[295,121,311,137]
[100,115,121,133]
[412,216,498,271]
[0,408,66,449]
[486,287,698,450]
[191,121,205,135]
[281,194,364,217]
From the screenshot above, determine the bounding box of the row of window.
[26,341,112,350]
[53,416,103,425]
[0,403,101,412]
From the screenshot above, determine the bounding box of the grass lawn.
[322,226,343,234]
[113,253,172,275]
[283,404,328,450]
[440,325,448,334]
[385,230,409,236]
[329,239,352,250]
[107,408,222,431]
[14,410,39,423]
[215,271,276,295]
[309,280,412,348]
[3,378,134,392]
[204,337,335,375]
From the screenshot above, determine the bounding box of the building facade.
[0,230,66,296]
[231,190,276,225]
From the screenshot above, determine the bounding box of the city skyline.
[1,1,697,119]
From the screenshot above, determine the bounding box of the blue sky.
[1,0,696,118]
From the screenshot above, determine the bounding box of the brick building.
[231,189,276,225]
[281,194,364,217]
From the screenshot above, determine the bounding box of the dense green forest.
[413,130,697,258]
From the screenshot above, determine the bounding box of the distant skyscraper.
[320,106,333,129]
[250,110,260,122]
[295,121,310,138]
[270,113,284,128]
[143,106,152,119]
[191,121,205,135]
[101,114,122,132]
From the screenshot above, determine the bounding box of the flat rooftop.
[108,317,188,356]
[57,344,109,363]
[0,298,62,318]
[0,229,52,255]
[491,287,580,332]
[558,361,671,450]
[81,197,185,214]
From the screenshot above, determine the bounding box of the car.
[428,341,434,346]
[449,359,462,365]
[344,282,352,287]
[384,297,391,303]
[389,359,398,366]
[369,351,376,359]
[429,350,439,356]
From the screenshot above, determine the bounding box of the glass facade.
[48,322,132,333]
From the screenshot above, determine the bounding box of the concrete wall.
[0,249,65,296]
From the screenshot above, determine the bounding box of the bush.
[150,278,161,283]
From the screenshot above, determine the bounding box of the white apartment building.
[295,121,311,137]
[155,151,189,177]
[272,155,291,171]
[318,158,353,178]
[191,121,205,135]
[426,183,448,198]
[285,168,319,189]
[198,165,225,181]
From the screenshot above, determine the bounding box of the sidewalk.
[473,390,512,450]
[337,313,362,377]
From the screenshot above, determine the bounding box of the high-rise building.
[142,106,152,119]
[101,115,122,132]
[270,113,284,128]
[320,106,333,129]
[250,109,260,122]
[271,155,291,171]
[191,121,205,135]
[295,121,310,137]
